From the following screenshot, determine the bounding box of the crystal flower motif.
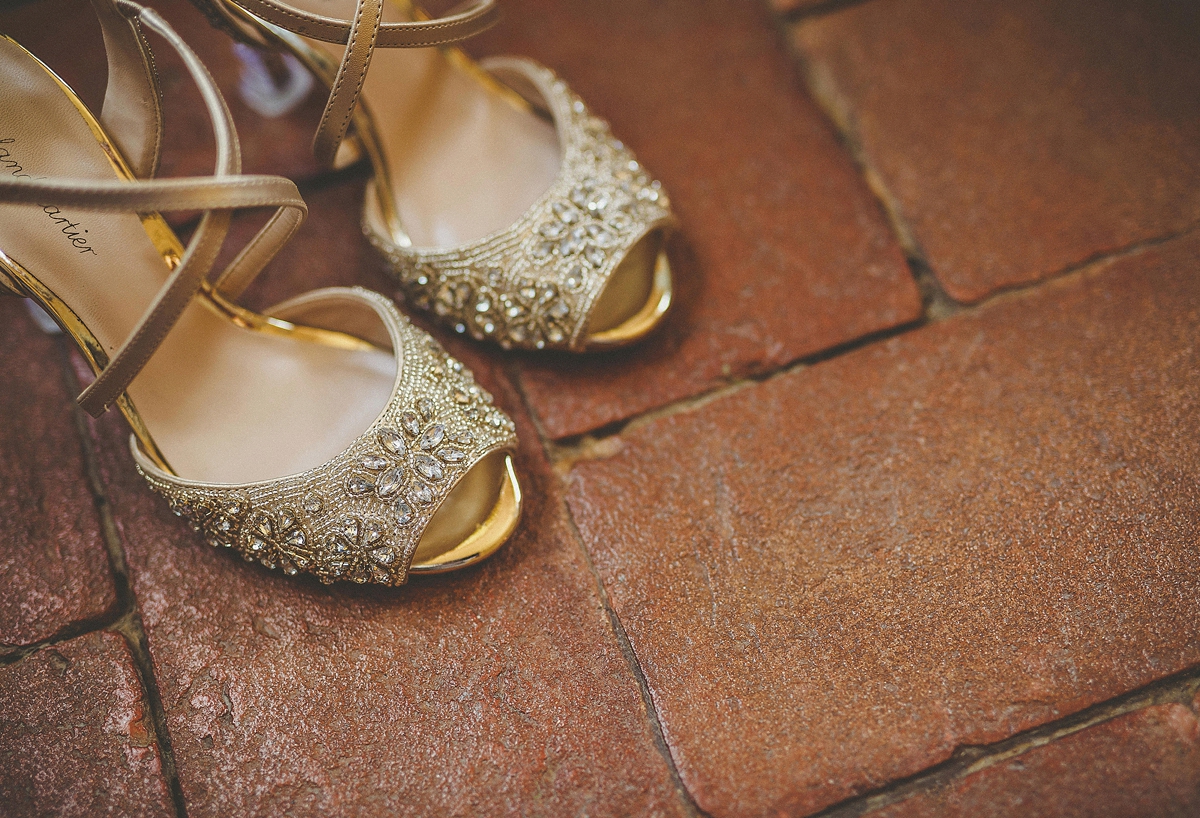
[344,399,472,522]
[241,507,311,574]
[318,516,394,584]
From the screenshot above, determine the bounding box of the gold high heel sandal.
[189,0,677,352]
[0,0,521,585]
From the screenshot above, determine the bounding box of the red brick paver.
[565,230,1200,817]
[876,698,1200,818]
[466,0,920,438]
[78,355,688,816]
[0,301,116,647]
[0,631,174,818]
[792,0,1200,302]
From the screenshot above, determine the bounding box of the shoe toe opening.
[585,229,673,348]
[409,451,521,573]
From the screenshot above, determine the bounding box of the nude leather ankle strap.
[189,0,499,166]
[0,0,306,418]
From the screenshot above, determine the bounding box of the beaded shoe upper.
[135,288,518,586]
[366,58,676,352]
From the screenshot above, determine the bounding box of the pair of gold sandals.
[0,0,675,584]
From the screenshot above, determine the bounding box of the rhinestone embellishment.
[367,58,674,352]
[136,303,518,587]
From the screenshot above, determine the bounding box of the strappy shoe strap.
[200,0,498,48]
[189,0,499,165]
[92,0,163,178]
[0,0,306,418]
[311,0,383,166]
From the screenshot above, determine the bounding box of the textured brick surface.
[565,231,1200,817]
[0,630,174,818]
[463,0,919,438]
[876,699,1200,818]
[78,343,688,816]
[793,0,1200,302]
[0,300,116,647]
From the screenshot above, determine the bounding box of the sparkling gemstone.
[439,448,465,463]
[475,297,491,313]
[417,397,434,419]
[346,475,374,496]
[453,386,471,404]
[394,501,414,526]
[400,411,421,436]
[250,516,272,539]
[637,187,659,202]
[572,99,585,114]
[370,546,396,565]
[362,521,383,544]
[294,555,310,569]
[586,191,610,213]
[552,201,581,223]
[559,226,587,256]
[420,424,445,450]
[457,432,475,445]
[537,221,566,239]
[249,537,266,552]
[584,245,606,268]
[279,509,296,530]
[371,565,391,583]
[285,528,306,548]
[413,482,435,505]
[454,323,466,334]
[361,455,388,470]
[280,558,298,576]
[375,467,404,498]
[414,454,444,481]
[587,224,616,247]
[340,518,359,541]
[607,212,633,231]
[378,428,405,455]
[565,263,587,290]
[481,321,495,334]
[520,284,538,301]
[547,326,565,344]
[548,299,571,320]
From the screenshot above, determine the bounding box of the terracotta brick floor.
[2,0,1198,816]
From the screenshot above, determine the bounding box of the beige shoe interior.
[276,0,671,347]
[0,34,517,573]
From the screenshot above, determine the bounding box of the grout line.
[52,340,191,818]
[548,315,923,464]
[545,221,1198,452]
[0,610,125,666]
[809,664,1200,817]
[505,361,708,818]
